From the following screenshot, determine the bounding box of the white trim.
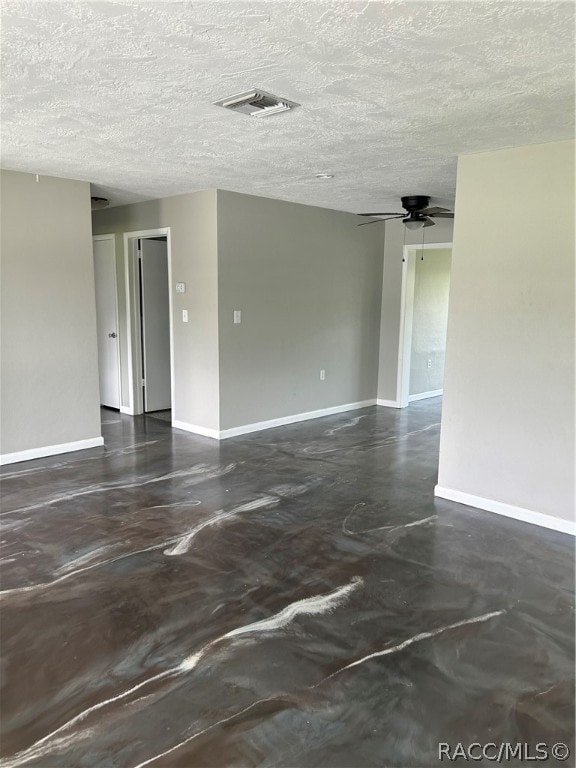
[434,485,576,536]
[122,229,174,417]
[172,400,376,441]
[172,420,220,440]
[397,242,453,408]
[0,437,104,466]
[376,399,402,408]
[218,400,377,439]
[396,248,411,408]
[92,234,121,410]
[120,405,135,415]
[166,234,175,421]
[408,389,443,402]
[123,233,135,413]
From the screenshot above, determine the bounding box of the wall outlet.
[320,369,326,381]
[176,282,186,293]
[427,359,432,368]
[233,310,242,324]
[182,309,188,323]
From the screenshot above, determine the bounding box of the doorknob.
[108,332,117,338]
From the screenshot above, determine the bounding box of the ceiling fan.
[358,195,454,229]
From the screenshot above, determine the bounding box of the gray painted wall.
[438,140,575,524]
[1,170,101,454]
[216,191,384,430]
[409,248,451,396]
[377,217,454,403]
[92,191,220,431]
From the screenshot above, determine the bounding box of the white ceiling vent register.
[214,89,300,117]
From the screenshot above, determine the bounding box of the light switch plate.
[176,282,186,293]
[182,309,188,323]
[233,310,242,324]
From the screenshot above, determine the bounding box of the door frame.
[92,233,122,409]
[396,241,453,408]
[122,228,174,417]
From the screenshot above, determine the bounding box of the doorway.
[397,242,452,408]
[124,228,174,419]
[92,234,121,409]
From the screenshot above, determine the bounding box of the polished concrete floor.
[0,400,574,767]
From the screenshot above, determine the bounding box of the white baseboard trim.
[376,399,402,408]
[120,405,135,415]
[434,485,576,536]
[172,419,220,440]
[218,399,377,439]
[0,436,105,466]
[173,401,378,441]
[408,389,443,402]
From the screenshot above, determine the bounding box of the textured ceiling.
[1,1,574,212]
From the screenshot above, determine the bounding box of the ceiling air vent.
[214,89,299,117]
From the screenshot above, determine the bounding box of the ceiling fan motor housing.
[401,195,430,213]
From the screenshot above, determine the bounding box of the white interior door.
[139,238,171,412]
[93,237,121,408]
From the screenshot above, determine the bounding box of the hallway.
[1,401,573,767]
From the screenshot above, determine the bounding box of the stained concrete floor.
[0,400,574,767]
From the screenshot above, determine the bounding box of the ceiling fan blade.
[422,217,436,228]
[428,212,454,219]
[420,206,451,215]
[357,212,404,217]
[357,215,404,227]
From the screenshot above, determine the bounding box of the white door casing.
[139,238,171,412]
[93,235,121,409]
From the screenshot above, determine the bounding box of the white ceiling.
[1,1,574,212]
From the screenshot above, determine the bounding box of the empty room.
[0,2,574,767]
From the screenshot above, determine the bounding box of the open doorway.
[397,242,452,408]
[123,228,174,420]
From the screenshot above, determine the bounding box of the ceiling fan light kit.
[91,196,110,210]
[403,218,426,230]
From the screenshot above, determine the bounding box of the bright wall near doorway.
[409,248,451,397]
[437,140,575,532]
[0,170,102,461]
